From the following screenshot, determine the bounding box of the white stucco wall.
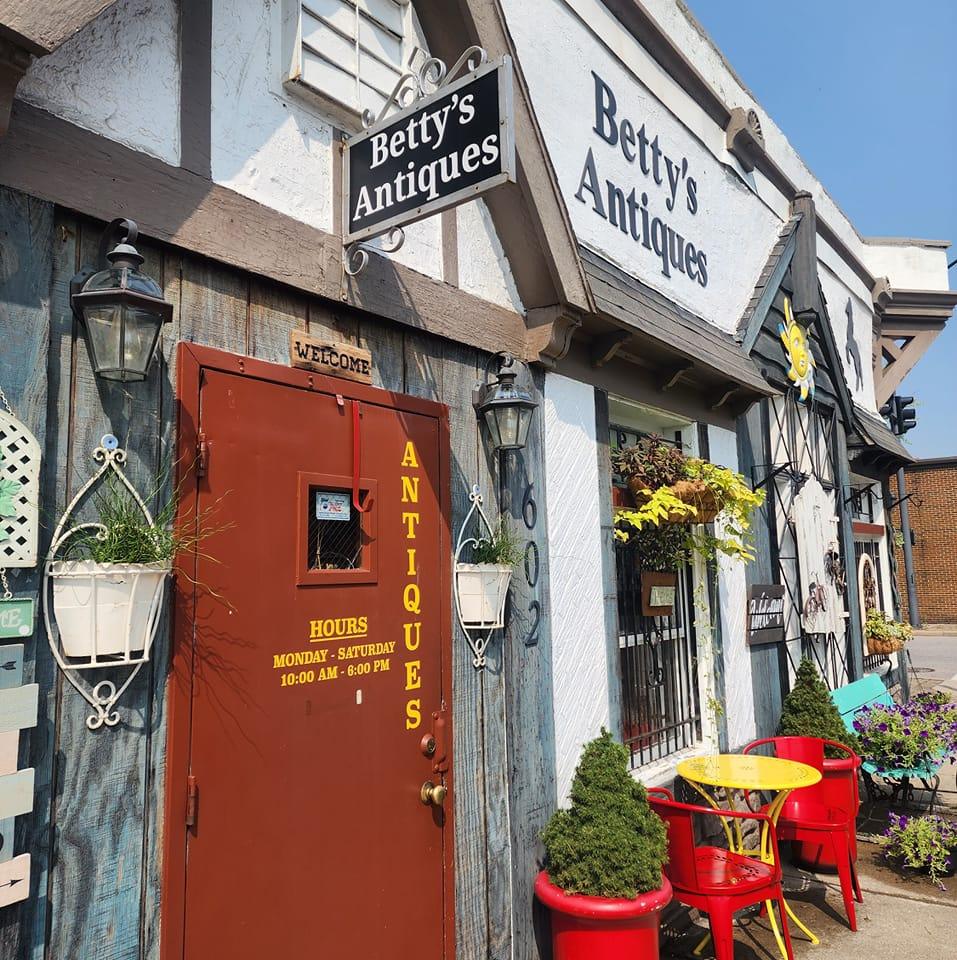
[503,0,781,333]
[708,424,755,748]
[862,240,953,292]
[209,0,522,309]
[18,0,181,166]
[543,373,609,801]
[818,254,878,413]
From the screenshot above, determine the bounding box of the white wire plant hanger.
[43,435,169,730]
[453,485,513,670]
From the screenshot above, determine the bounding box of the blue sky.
[688,0,957,458]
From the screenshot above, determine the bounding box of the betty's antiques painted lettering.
[575,72,709,288]
[289,331,373,385]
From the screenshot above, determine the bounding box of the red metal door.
[165,346,453,960]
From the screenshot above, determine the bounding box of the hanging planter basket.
[43,435,170,730]
[453,486,514,669]
[626,478,721,524]
[455,562,512,629]
[49,559,169,659]
[866,633,905,656]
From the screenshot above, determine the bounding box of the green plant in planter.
[778,657,860,757]
[883,813,957,888]
[470,518,523,566]
[864,608,913,652]
[541,729,667,898]
[612,435,685,489]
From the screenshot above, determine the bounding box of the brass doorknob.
[420,780,448,807]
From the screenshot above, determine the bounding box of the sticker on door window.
[315,490,351,522]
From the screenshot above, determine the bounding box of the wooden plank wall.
[0,193,551,959]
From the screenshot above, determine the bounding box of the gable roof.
[737,216,801,350]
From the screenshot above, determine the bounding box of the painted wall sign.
[343,57,515,244]
[576,72,709,290]
[315,492,351,522]
[289,331,373,385]
[746,584,786,645]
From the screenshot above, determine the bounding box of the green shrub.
[541,730,667,898]
[778,658,860,758]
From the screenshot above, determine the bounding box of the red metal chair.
[648,787,796,960]
[742,737,863,932]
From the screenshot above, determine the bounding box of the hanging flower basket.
[455,562,512,629]
[866,634,905,656]
[627,478,721,524]
[50,560,169,659]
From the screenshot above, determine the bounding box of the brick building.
[894,458,957,625]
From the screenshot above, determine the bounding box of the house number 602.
[522,482,540,647]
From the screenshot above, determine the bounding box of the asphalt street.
[906,632,957,692]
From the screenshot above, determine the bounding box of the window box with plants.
[536,731,671,960]
[48,476,178,660]
[454,519,521,629]
[777,657,863,870]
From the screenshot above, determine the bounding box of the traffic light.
[894,395,917,434]
[880,394,917,436]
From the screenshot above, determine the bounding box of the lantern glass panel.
[496,404,521,449]
[482,407,503,451]
[515,406,533,449]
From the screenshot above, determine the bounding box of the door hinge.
[196,433,209,477]
[185,775,199,828]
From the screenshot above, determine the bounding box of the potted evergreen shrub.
[778,657,862,870]
[455,519,521,628]
[536,730,671,960]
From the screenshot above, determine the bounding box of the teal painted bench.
[830,674,943,805]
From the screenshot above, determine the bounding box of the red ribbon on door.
[352,399,369,512]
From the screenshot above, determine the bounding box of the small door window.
[297,472,378,585]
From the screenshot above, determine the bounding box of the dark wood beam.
[589,329,631,367]
[0,102,528,357]
[709,382,740,410]
[657,361,693,392]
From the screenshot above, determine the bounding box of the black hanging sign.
[343,57,515,245]
[746,584,786,646]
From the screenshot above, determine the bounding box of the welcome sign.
[343,57,515,244]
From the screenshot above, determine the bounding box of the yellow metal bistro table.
[676,754,823,960]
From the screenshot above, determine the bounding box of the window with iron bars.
[611,424,702,768]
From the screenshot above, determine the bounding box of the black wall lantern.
[474,352,538,453]
[70,218,172,382]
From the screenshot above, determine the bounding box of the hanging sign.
[0,600,33,640]
[746,584,786,645]
[289,331,373,385]
[343,56,515,244]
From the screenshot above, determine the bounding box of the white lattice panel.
[0,410,40,568]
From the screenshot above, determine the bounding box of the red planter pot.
[791,755,861,871]
[535,871,673,960]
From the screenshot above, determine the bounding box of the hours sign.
[343,56,515,244]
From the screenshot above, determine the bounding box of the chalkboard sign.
[746,584,786,646]
[344,57,515,244]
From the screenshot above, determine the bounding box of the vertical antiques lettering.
[400,441,423,729]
